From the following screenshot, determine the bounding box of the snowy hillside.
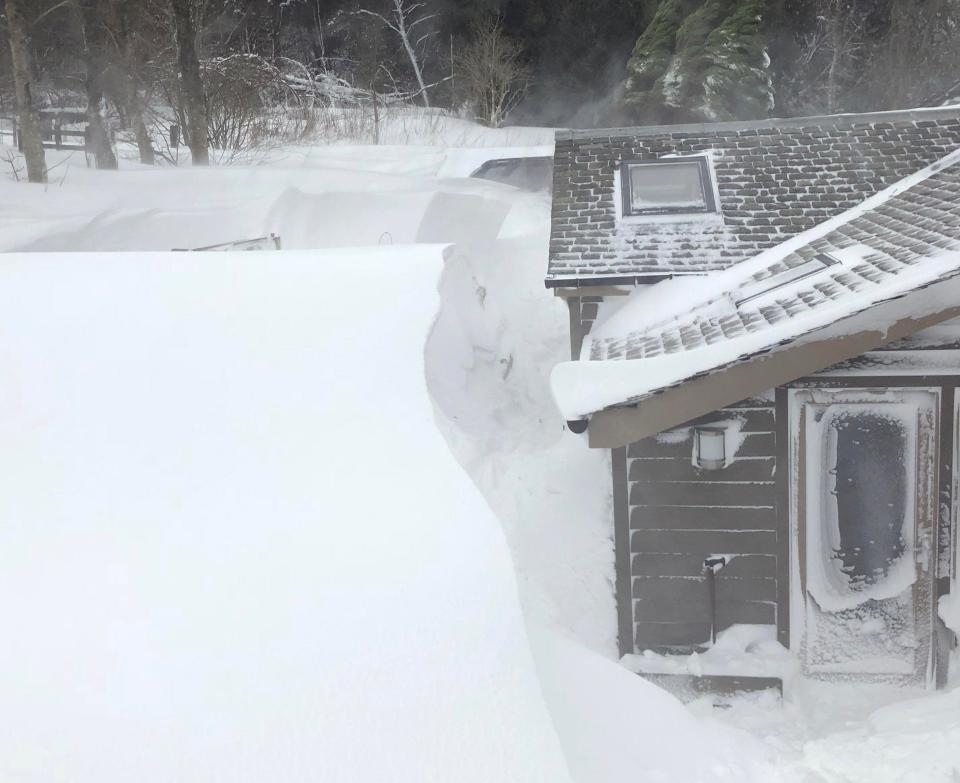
[1,130,959,782]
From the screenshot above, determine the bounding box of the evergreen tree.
[622,0,776,124]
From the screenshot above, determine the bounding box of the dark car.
[469,156,553,193]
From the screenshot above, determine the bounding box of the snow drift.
[0,246,571,783]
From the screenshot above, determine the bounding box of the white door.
[790,388,939,684]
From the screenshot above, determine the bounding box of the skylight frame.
[734,253,841,308]
[620,156,718,217]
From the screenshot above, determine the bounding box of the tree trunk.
[113,0,155,165]
[170,0,209,165]
[78,0,119,170]
[130,108,155,165]
[5,0,47,182]
[393,0,430,107]
[271,0,283,64]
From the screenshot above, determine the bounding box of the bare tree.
[358,0,435,107]
[823,1,864,113]
[4,0,47,182]
[793,0,865,114]
[455,17,530,128]
[170,0,209,164]
[0,144,25,181]
[865,0,960,109]
[77,0,119,169]
[270,0,283,63]
[105,0,156,164]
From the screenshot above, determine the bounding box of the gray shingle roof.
[547,106,960,285]
[590,156,960,362]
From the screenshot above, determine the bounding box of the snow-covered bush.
[0,142,25,181]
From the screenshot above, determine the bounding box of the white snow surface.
[531,628,774,783]
[0,246,573,783]
[622,624,796,679]
[2,129,959,783]
[940,592,960,636]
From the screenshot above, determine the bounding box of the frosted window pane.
[628,163,706,210]
[831,412,907,585]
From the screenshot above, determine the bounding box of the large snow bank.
[795,685,960,783]
[0,143,550,253]
[0,247,571,783]
[530,628,776,783]
[423,207,617,656]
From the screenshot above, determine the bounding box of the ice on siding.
[938,592,960,636]
[821,349,960,376]
[885,315,960,348]
[655,427,693,445]
[621,624,796,680]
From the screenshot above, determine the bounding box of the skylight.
[734,253,840,307]
[620,157,718,217]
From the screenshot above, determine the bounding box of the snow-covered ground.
[0,245,573,783]
[1,126,959,782]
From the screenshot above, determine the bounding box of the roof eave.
[544,273,678,289]
[584,286,960,449]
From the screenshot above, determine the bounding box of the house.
[546,106,960,691]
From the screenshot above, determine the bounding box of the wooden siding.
[618,398,782,654]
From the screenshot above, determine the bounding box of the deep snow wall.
[422,191,618,657]
[0,247,573,783]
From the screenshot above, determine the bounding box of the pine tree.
[621,0,775,124]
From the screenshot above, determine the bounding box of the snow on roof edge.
[596,146,960,341]
[551,252,960,421]
[549,146,960,420]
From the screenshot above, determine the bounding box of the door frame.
[779,377,955,687]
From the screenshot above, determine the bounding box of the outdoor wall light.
[694,426,726,470]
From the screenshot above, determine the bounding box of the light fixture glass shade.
[695,427,726,470]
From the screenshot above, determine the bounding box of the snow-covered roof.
[551,147,960,429]
[547,106,960,284]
